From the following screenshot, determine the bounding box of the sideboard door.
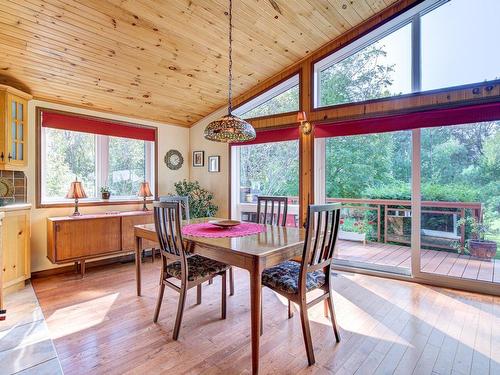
[54,217,121,262]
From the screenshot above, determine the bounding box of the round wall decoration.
[164,149,184,170]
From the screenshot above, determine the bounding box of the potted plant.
[339,218,367,245]
[173,180,218,218]
[100,186,111,200]
[455,217,497,261]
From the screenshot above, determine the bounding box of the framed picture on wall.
[208,155,220,173]
[192,151,204,167]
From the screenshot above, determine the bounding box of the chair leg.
[323,298,329,318]
[173,284,187,340]
[327,295,341,343]
[288,300,294,319]
[229,267,235,296]
[151,248,155,262]
[153,282,165,323]
[299,301,315,366]
[196,284,202,305]
[221,271,227,319]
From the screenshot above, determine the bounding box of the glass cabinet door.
[7,95,26,165]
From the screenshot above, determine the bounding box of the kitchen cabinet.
[0,85,32,170]
[2,207,31,292]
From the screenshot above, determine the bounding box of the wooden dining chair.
[152,201,230,340]
[256,196,288,226]
[159,196,234,295]
[148,196,190,263]
[261,203,342,365]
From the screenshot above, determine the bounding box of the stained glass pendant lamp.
[204,0,256,143]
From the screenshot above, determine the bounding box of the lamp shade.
[204,114,256,143]
[65,180,87,199]
[137,182,153,198]
[297,111,307,122]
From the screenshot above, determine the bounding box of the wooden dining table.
[134,218,305,375]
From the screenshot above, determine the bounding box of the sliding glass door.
[416,121,499,286]
[315,130,412,275]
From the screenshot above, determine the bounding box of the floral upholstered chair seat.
[166,255,230,281]
[262,260,326,294]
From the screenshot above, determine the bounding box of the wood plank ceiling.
[0,0,398,126]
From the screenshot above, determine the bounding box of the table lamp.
[138,181,153,211]
[66,178,87,216]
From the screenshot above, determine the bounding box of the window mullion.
[411,14,422,92]
[95,135,109,193]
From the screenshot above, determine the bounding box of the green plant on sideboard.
[173,180,218,218]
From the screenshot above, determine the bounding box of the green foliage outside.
[107,137,146,196]
[239,140,299,200]
[241,85,299,119]
[45,129,96,198]
[173,180,218,218]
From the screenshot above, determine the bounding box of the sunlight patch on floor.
[46,293,119,339]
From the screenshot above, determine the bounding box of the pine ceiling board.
[19,0,251,89]
[0,1,241,106]
[0,0,398,126]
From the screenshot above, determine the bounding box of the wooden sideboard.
[47,210,155,276]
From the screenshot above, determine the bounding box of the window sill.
[37,198,155,209]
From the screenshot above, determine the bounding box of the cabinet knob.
[12,265,16,269]
[18,230,23,236]
[8,153,12,162]
[0,152,3,161]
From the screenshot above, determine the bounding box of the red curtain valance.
[41,111,156,142]
[315,101,500,138]
[231,126,299,146]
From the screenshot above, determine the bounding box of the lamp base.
[142,198,149,211]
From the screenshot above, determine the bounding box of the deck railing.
[238,196,483,250]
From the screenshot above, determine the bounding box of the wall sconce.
[297,111,312,135]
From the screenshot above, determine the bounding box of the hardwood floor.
[336,240,500,283]
[31,259,499,374]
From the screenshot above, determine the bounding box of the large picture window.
[39,110,156,204]
[314,0,500,108]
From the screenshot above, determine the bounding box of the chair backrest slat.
[159,195,190,220]
[256,196,288,227]
[299,204,341,291]
[154,201,186,260]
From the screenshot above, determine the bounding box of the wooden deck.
[335,240,500,284]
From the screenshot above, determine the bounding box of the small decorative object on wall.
[100,186,111,199]
[165,149,184,170]
[193,151,204,167]
[208,155,220,173]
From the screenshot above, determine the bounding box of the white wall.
[26,100,189,272]
[188,107,230,218]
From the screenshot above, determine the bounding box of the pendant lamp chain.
[227,0,233,114]
[203,0,256,143]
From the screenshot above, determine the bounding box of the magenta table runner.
[182,222,265,238]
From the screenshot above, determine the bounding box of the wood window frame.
[35,107,159,209]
